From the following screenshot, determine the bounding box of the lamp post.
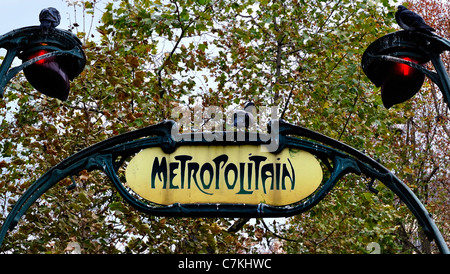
[362,30,450,109]
[359,12,449,253]
[0,8,85,101]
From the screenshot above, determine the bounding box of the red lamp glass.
[380,56,425,109]
[21,46,70,101]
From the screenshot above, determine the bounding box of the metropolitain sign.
[126,145,323,206]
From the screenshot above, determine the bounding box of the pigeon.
[233,101,255,129]
[395,5,435,33]
[39,7,61,28]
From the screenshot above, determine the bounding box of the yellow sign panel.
[125,145,322,206]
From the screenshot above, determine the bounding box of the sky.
[0,0,105,65]
[0,0,78,35]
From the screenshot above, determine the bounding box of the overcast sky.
[1,1,73,35]
[0,0,105,36]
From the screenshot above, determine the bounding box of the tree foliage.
[0,0,447,253]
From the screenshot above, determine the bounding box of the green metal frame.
[0,120,447,253]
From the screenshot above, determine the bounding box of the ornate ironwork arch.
[0,120,447,253]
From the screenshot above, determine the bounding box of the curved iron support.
[0,120,448,253]
[278,121,449,254]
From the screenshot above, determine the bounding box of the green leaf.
[78,191,91,205]
[198,43,208,52]
[102,11,113,24]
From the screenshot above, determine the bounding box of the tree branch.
[280,85,294,120]
[157,1,187,94]
[156,2,213,98]
[273,38,283,105]
[430,83,450,138]
[64,103,104,115]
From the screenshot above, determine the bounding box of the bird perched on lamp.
[395,5,435,33]
[39,7,61,28]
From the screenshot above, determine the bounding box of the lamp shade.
[379,57,425,108]
[22,48,70,100]
[361,31,430,109]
